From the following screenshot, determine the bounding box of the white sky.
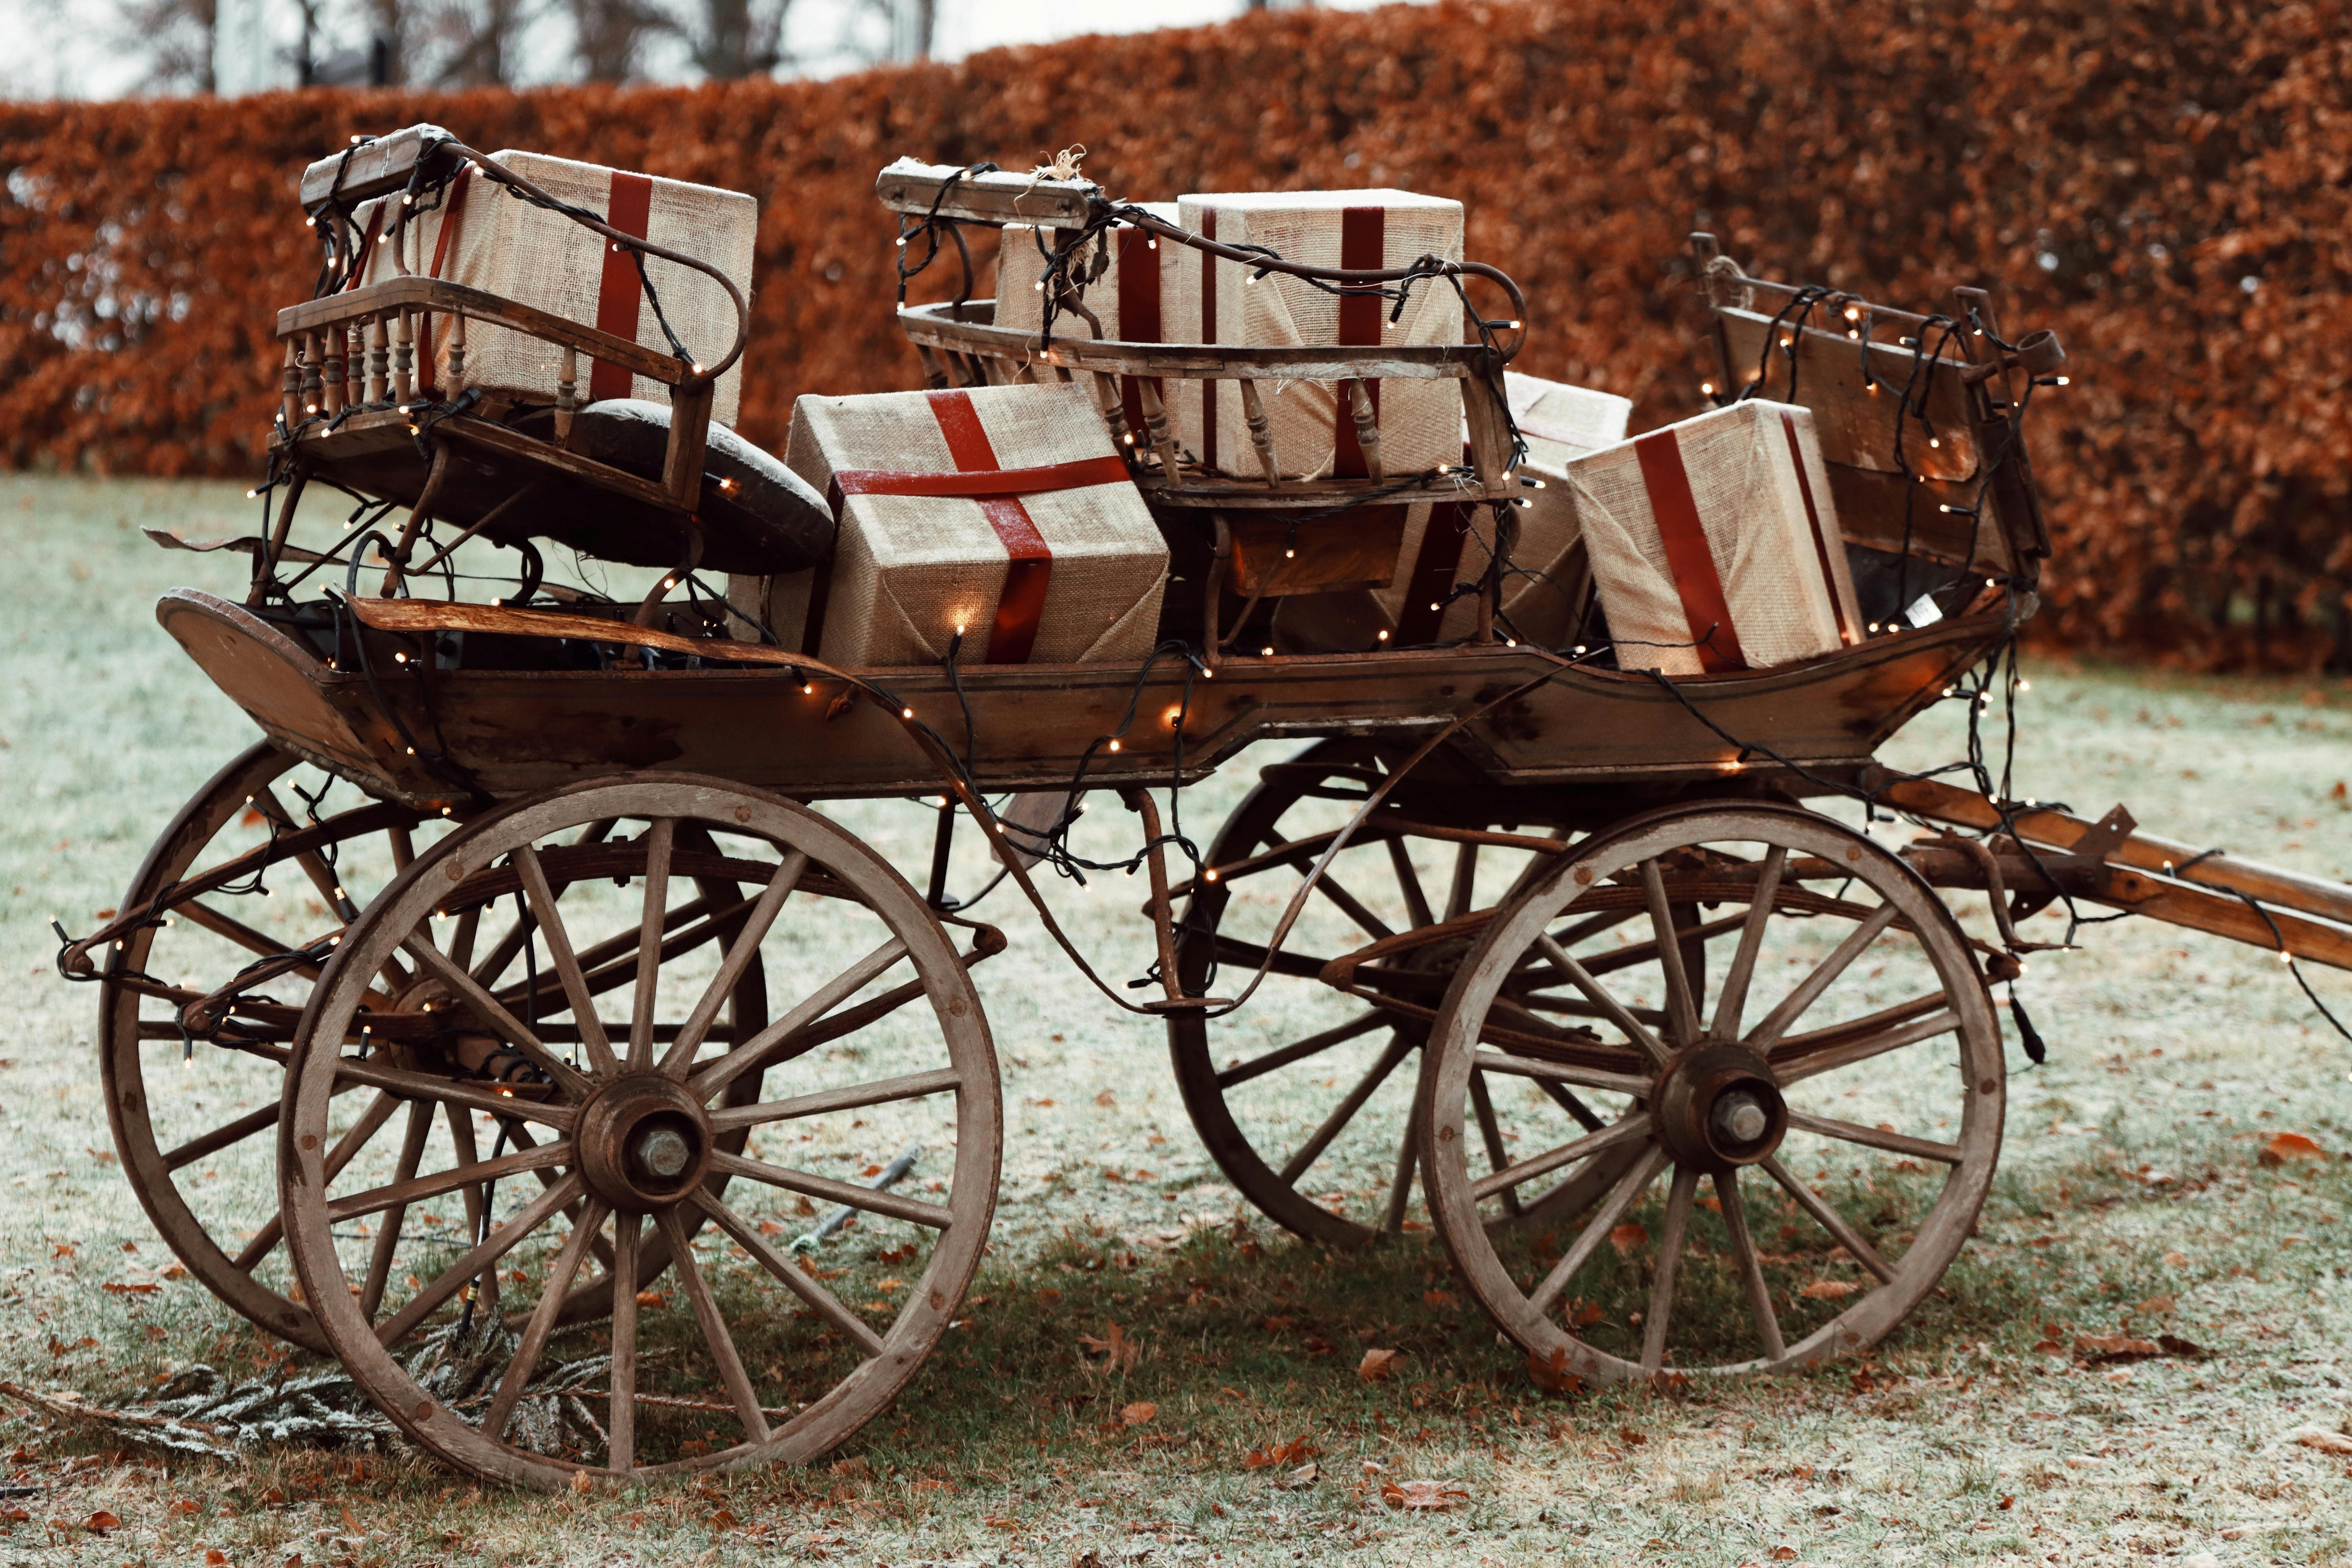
[0,0,1403,102]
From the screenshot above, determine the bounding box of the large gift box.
[354,151,757,424]
[1169,190,1464,480]
[1505,370,1633,469]
[769,382,1168,668]
[1564,399,1862,675]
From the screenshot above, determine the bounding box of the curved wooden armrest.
[278,277,686,388]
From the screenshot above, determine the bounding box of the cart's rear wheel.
[1167,741,1577,1246]
[281,776,1000,1487]
[100,743,437,1351]
[1419,803,2004,1383]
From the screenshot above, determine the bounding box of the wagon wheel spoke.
[1535,1078,1606,1132]
[691,1190,889,1356]
[1444,841,1478,920]
[1278,1032,1414,1186]
[654,1207,771,1444]
[688,936,911,1101]
[489,893,740,1014]
[511,846,619,1077]
[1386,837,1436,930]
[481,1198,609,1443]
[1711,845,1787,1040]
[325,1139,571,1224]
[1772,1003,1960,1084]
[1639,1164,1700,1373]
[1470,1112,1651,1202]
[329,1055,576,1131]
[400,934,592,1100]
[1472,1048,1649,1098]
[1311,872,1395,943]
[162,1101,281,1172]
[177,899,302,965]
[446,905,481,971]
[1760,1154,1893,1283]
[629,818,675,1071]
[501,1123,619,1279]
[1715,1167,1785,1360]
[360,1100,435,1323]
[1379,1092,1423,1233]
[1529,933,1668,1064]
[704,1151,955,1229]
[1214,1011,1388,1091]
[1466,1070,1522,1216]
[1784,1110,1963,1164]
[374,1172,586,1347]
[707,1068,961,1132]
[1640,860,1702,1049]
[1528,1146,1670,1317]
[235,1088,400,1272]
[1745,904,1899,1051]
[657,851,808,1076]
[608,1212,641,1473]
[442,1104,500,1322]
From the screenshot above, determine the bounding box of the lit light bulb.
[1700,382,1715,396]
[1108,739,1121,753]
[901,707,914,719]
[1377,630,1390,641]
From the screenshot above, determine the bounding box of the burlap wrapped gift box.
[764,382,1168,668]
[1565,399,1863,675]
[1169,189,1464,481]
[353,151,757,425]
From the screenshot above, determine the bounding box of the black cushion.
[501,399,832,577]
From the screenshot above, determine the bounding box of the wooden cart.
[57,138,2352,1489]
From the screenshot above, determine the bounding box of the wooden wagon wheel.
[1167,740,1576,1246]
[1418,802,2005,1383]
[99,742,436,1351]
[280,775,1000,1487]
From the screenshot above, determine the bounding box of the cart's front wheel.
[281,776,1001,1487]
[1419,803,2004,1383]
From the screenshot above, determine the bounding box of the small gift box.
[996,206,1183,449]
[354,151,757,424]
[1168,190,1464,480]
[769,382,1168,668]
[1565,399,1862,675]
[1505,370,1632,468]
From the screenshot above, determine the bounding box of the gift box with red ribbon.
[996,206,1182,450]
[353,151,757,424]
[1169,190,1464,480]
[1565,399,1862,675]
[767,383,1169,668]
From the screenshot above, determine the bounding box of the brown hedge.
[4,0,2347,667]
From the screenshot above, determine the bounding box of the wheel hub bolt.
[636,1126,692,1180]
[1713,1091,1769,1146]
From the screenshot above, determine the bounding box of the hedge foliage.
[4,0,2347,666]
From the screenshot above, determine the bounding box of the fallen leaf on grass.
[1618,1427,1647,1447]
[1801,1280,1862,1300]
[1773,1549,1799,1562]
[2292,1427,2352,1455]
[1281,1461,1319,1488]
[1242,1435,1316,1470]
[2076,1332,2162,1364]
[1080,1323,1141,1374]
[83,1512,119,1534]
[1609,1223,1647,1255]
[167,1499,199,1517]
[1527,1345,1583,1395]
[1380,1479,1468,1511]
[1119,1401,1157,1426]
[101,1281,159,1295]
[2157,1334,2210,1359]
[2259,1132,2327,1165]
[1357,1348,1401,1382]
[2134,1293,2176,1317]
[205,1552,228,1566]
[708,1509,739,1530]
[1571,1299,1606,1328]
[2031,1338,2067,1355]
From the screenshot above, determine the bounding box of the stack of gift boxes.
[409,150,1861,676]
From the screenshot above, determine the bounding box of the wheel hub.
[1652,1042,1786,1170]
[577,1074,713,1211]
